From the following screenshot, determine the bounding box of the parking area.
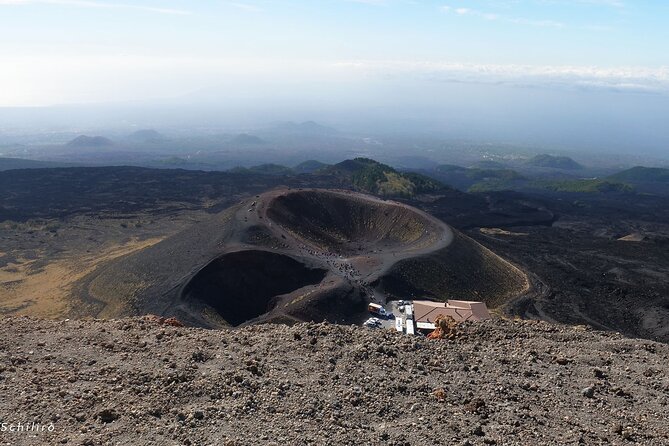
[363,300,410,331]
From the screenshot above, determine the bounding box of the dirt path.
[0,237,163,318]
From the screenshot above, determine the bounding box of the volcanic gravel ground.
[1,317,668,446]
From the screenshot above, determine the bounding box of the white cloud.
[2,54,667,107]
[0,52,346,106]
[333,60,669,93]
[0,0,191,15]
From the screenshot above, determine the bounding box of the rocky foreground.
[0,317,668,446]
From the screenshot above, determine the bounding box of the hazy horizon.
[1,0,668,157]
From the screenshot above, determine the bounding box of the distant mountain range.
[66,135,114,148]
[609,166,669,183]
[229,133,266,145]
[428,161,636,194]
[525,154,583,170]
[127,129,165,143]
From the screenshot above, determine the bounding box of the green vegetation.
[327,158,446,197]
[376,172,415,197]
[346,158,392,191]
[462,169,525,192]
[609,166,669,183]
[401,172,445,194]
[533,179,633,193]
[468,175,633,194]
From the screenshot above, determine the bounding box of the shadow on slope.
[182,250,327,326]
[267,190,440,254]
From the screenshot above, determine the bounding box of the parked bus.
[368,303,387,317]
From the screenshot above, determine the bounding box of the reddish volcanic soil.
[0,316,667,446]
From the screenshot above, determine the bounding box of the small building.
[412,299,491,330]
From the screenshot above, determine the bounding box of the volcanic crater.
[73,189,529,327]
[182,250,328,327]
[266,190,443,254]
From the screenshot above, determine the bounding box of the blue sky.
[0,0,668,106]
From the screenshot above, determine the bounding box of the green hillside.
[534,179,633,193]
[327,158,446,197]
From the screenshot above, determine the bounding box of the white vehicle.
[364,318,382,328]
[406,319,415,335]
